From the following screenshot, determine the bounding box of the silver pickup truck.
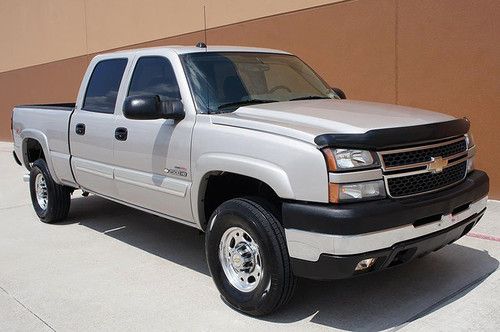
[12,45,489,316]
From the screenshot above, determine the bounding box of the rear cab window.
[83,58,128,114]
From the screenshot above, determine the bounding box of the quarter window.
[83,58,128,114]
[128,56,181,100]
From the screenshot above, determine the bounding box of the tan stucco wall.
[0,0,499,198]
[0,0,341,72]
[0,0,88,73]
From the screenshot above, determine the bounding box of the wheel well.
[200,172,281,230]
[23,138,45,165]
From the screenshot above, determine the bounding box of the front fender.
[192,153,295,226]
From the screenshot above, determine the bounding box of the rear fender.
[20,129,63,184]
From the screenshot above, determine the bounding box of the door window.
[83,58,128,114]
[128,56,181,100]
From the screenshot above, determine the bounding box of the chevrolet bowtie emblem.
[428,156,448,173]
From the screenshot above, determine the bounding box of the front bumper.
[283,170,489,280]
[291,211,484,280]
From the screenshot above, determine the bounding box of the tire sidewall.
[29,160,55,222]
[206,199,286,314]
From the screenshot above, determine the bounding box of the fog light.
[355,258,377,271]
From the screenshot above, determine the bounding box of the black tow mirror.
[123,95,185,120]
[331,87,346,99]
[162,99,185,120]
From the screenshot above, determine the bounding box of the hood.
[210,99,455,145]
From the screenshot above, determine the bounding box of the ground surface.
[0,142,499,331]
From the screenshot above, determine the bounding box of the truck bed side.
[12,104,78,187]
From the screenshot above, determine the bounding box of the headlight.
[322,148,378,170]
[329,180,386,203]
[465,131,475,148]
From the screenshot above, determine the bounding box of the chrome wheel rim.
[35,173,48,210]
[219,227,263,292]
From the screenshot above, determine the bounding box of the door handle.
[115,127,128,141]
[75,123,85,135]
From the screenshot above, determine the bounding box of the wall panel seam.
[395,0,399,104]
[83,0,89,55]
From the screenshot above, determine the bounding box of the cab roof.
[100,45,291,57]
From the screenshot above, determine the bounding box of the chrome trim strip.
[383,172,467,199]
[382,151,468,172]
[378,136,465,156]
[468,145,476,158]
[384,156,469,198]
[329,169,383,183]
[285,196,487,260]
[383,155,469,179]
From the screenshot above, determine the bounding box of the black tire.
[29,159,71,223]
[205,197,296,316]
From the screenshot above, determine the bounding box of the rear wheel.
[205,197,296,316]
[29,159,71,223]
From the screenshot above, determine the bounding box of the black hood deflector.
[314,118,470,150]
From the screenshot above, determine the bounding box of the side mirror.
[331,87,346,99]
[162,99,185,120]
[123,95,185,120]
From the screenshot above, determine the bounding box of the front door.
[113,55,194,221]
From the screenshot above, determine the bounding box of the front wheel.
[205,197,296,316]
[29,159,71,223]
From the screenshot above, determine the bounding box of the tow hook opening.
[413,214,441,227]
[452,202,471,215]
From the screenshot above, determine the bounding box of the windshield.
[180,52,338,113]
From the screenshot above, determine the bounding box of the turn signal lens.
[329,183,340,203]
[329,180,386,203]
[323,148,337,171]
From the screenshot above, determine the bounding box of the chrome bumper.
[285,196,487,262]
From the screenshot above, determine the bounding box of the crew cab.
[11,45,489,316]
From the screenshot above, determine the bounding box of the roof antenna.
[196,6,208,50]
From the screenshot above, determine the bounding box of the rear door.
[70,57,129,197]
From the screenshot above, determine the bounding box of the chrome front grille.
[382,139,466,168]
[386,161,467,197]
[378,137,469,198]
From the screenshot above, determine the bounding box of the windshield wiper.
[216,99,279,112]
[289,96,330,101]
